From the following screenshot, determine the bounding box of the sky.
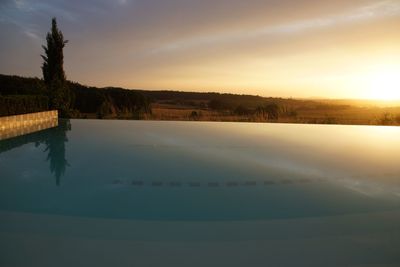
[1,0,400,99]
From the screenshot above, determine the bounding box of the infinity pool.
[1,119,399,266]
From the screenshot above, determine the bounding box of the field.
[77,97,400,126]
[144,100,400,126]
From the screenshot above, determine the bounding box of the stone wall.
[0,111,58,141]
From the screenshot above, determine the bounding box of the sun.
[364,65,400,101]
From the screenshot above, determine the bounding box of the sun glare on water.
[364,65,400,101]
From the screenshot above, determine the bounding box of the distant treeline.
[139,89,350,113]
[140,90,306,120]
[0,74,151,118]
[0,74,291,119]
[12,74,398,126]
[141,90,271,109]
[69,82,151,119]
[0,74,355,120]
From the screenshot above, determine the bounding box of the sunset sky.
[1,0,400,99]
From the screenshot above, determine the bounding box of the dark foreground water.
[0,119,399,266]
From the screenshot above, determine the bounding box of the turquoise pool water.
[1,119,400,266]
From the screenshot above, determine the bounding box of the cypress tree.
[42,17,72,117]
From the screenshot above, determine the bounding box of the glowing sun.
[365,65,400,100]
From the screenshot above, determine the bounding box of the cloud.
[118,0,128,5]
[14,0,27,10]
[149,0,400,54]
[24,29,40,40]
[23,2,77,21]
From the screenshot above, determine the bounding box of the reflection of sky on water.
[141,122,400,197]
[0,119,70,186]
[0,120,399,221]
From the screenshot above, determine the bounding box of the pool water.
[1,119,400,266]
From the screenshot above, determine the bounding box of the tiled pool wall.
[0,111,58,141]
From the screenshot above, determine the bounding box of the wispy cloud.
[0,0,78,45]
[118,0,129,5]
[23,29,41,41]
[22,2,77,21]
[150,0,400,54]
[13,0,28,10]
[0,3,40,41]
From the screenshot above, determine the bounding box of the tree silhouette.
[42,17,72,117]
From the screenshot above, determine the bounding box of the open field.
[146,102,400,126]
[87,99,400,126]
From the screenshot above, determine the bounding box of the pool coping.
[0,110,58,141]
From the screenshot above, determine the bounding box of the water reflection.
[0,119,71,186]
[1,120,400,221]
[44,120,71,186]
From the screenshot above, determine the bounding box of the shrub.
[0,95,49,116]
[189,110,200,120]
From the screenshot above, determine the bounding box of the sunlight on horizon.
[364,64,400,101]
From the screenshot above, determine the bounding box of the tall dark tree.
[42,17,72,117]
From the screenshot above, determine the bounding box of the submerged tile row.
[111,178,324,188]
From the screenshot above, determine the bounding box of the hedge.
[0,95,49,116]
